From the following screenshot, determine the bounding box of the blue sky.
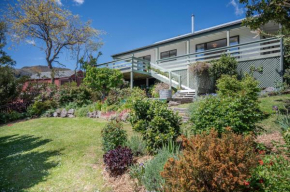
[1,0,246,69]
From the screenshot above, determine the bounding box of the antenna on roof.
[191,14,195,33]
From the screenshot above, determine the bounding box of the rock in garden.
[264,87,276,92]
[53,112,58,117]
[68,109,75,115]
[60,109,67,118]
[68,114,75,118]
[96,111,102,118]
[56,108,61,114]
[109,114,117,121]
[121,113,130,122]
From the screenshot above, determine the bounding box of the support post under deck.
[130,56,134,89]
[169,71,172,90]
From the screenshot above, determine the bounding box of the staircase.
[170,90,195,104]
[150,63,193,90]
[97,57,195,92]
[171,108,189,123]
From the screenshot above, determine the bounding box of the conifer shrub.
[161,128,259,192]
[103,146,133,176]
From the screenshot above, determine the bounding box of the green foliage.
[27,100,57,117]
[101,120,128,152]
[0,21,15,67]
[249,155,290,191]
[284,68,290,85]
[142,148,176,191]
[74,102,100,117]
[84,66,123,98]
[209,54,238,81]
[0,111,26,124]
[190,96,264,134]
[130,99,181,153]
[0,66,25,105]
[276,110,290,149]
[190,75,263,134]
[240,0,290,30]
[129,163,145,187]
[103,87,147,112]
[240,0,290,64]
[217,75,260,101]
[126,135,147,156]
[58,84,94,107]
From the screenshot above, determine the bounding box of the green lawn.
[258,94,290,133]
[0,118,133,192]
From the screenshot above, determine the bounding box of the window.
[160,49,177,59]
[139,55,151,61]
[138,55,151,71]
[196,36,239,59]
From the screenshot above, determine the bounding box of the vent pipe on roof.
[191,14,195,33]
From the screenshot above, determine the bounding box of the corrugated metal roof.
[30,70,75,79]
[111,18,243,57]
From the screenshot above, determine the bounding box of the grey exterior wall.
[172,56,282,93]
[237,56,282,88]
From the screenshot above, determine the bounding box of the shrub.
[101,120,127,152]
[129,163,145,187]
[190,75,263,134]
[126,135,147,156]
[142,147,175,192]
[161,129,259,192]
[27,100,57,117]
[190,95,263,134]
[0,111,26,124]
[209,54,238,81]
[217,75,260,101]
[103,146,133,176]
[189,61,211,75]
[248,155,290,191]
[84,66,123,98]
[58,84,93,107]
[74,102,99,117]
[130,99,181,153]
[120,87,147,109]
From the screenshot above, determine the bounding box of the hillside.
[14,65,71,77]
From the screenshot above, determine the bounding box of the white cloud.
[55,0,62,6]
[73,0,84,5]
[26,39,36,46]
[229,0,244,16]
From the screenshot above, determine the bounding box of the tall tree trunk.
[47,61,55,84]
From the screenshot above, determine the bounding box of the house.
[98,16,283,95]
[23,70,84,89]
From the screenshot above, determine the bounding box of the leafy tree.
[0,22,15,67]
[239,0,290,72]
[4,0,102,83]
[83,66,123,98]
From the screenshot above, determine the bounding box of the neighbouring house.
[98,16,283,96]
[23,70,84,89]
